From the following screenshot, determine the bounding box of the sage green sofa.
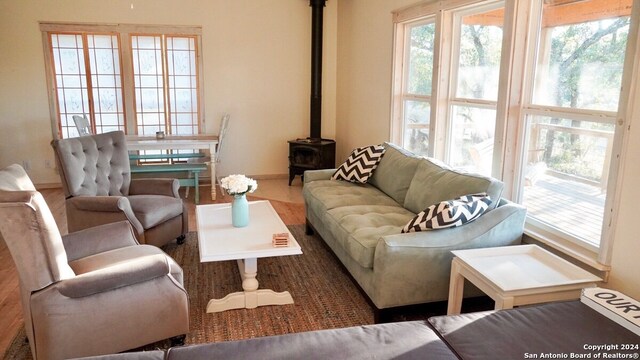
[303,143,526,311]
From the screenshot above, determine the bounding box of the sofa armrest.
[58,253,170,298]
[304,169,336,185]
[66,196,144,235]
[371,201,527,307]
[62,221,139,262]
[129,178,180,198]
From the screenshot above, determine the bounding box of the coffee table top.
[452,245,601,293]
[196,200,302,262]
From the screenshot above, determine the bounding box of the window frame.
[513,0,634,267]
[444,1,506,174]
[391,17,437,157]
[40,22,205,140]
[391,0,638,270]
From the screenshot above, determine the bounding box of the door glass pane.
[403,100,430,156]
[521,115,614,246]
[51,33,89,138]
[449,105,495,175]
[132,35,166,136]
[532,0,631,111]
[406,22,435,96]
[167,36,199,135]
[456,7,504,101]
[87,34,125,134]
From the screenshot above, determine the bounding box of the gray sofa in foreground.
[79,300,640,359]
[303,142,527,310]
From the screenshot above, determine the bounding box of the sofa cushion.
[127,195,183,229]
[368,142,422,206]
[404,158,503,214]
[327,205,415,269]
[332,145,385,183]
[401,193,491,233]
[429,301,640,360]
[167,321,457,360]
[304,180,400,216]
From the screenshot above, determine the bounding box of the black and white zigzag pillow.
[401,193,492,233]
[331,145,386,184]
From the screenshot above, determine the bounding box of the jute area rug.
[3,225,379,359]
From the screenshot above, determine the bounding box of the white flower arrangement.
[220,174,258,196]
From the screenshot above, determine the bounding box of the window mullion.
[81,33,97,134]
[119,33,136,135]
[162,35,171,135]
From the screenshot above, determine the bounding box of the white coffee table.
[447,244,601,315]
[196,200,302,313]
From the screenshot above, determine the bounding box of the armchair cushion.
[130,178,180,198]
[58,253,170,298]
[51,131,131,197]
[69,244,184,286]
[62,221,139,262]
[128,195,184,229]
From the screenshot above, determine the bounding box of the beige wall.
[335,0,640,298]
[0,0,338,183]
[335,0,415,162]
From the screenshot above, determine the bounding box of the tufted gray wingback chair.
[51,131,188,247]
[0,164,189,360]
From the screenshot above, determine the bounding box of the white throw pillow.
[401,193,491,233]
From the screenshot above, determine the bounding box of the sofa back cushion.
[368,142,422,205]
[404,158,503,214]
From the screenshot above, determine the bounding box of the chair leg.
[185,171,192,199]
[194,172,200,205]
[170,334,186,347]
[177,234,186,245]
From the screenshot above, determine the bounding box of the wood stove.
[288,0,336,185]
[288,139,335,185]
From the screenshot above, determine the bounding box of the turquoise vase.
[232,194,249,228]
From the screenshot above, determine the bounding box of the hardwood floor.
[0,182,305,356]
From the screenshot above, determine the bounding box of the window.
[446,5,504,175]
[50,33,125,138]
[392,19,436,157]
[517,0,631,250]
[392,0,635,266]
[41,23,203,139]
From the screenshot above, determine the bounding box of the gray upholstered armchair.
[0,164,189,360]
[51,131,188,247]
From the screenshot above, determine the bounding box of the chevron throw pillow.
[331,145,386,183]
[401,193,492,233]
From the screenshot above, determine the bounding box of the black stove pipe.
[309,0,326,140]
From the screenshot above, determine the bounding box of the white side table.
[447,245,601,315]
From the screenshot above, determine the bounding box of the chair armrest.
[66,196,144,235]
[62,221,139,262]
[370,201,527,307]
[129,178,180,198]
[57,253,170,298]
[303,169,336,185]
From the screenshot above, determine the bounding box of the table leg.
[210,144,217,200]
[206,258,294,313]
[494,296,515,310]
[447,259,465,315]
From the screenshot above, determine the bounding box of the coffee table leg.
[447,258,465,315]
[206,258,295,313]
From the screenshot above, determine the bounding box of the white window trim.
[391,0,638,272]
[40,22,205,140]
